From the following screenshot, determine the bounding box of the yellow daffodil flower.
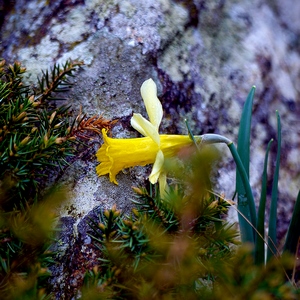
[96,78,202,193]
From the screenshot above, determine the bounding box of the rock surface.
[1,0,300,298]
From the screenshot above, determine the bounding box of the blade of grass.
[267,111,281,261]
[283,190,300,255]
[255,139,273,265]
[236,86,256,243]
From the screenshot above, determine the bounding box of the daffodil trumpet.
[96,129,202,183]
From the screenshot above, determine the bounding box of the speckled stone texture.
[1,0,300,298]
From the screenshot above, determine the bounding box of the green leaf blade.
[267,111,281,261]
[236,86,257,244]
[284,190,300,255]
[255,138,273,265]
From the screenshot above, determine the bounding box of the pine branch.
[37,60,83,104]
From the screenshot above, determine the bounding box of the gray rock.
[1,0,300,298]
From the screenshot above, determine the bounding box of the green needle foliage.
[0,59,84,299]
[0,59,83,206]
[0,188,67,300]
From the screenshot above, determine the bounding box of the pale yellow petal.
[140,78,163,130]
[131,113,160,145]
[149,150,164,184]
[130,113,148,137]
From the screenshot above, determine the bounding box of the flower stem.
[196,134,257,236]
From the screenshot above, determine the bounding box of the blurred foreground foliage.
[82,148,299,299]
[0,188,66,300]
